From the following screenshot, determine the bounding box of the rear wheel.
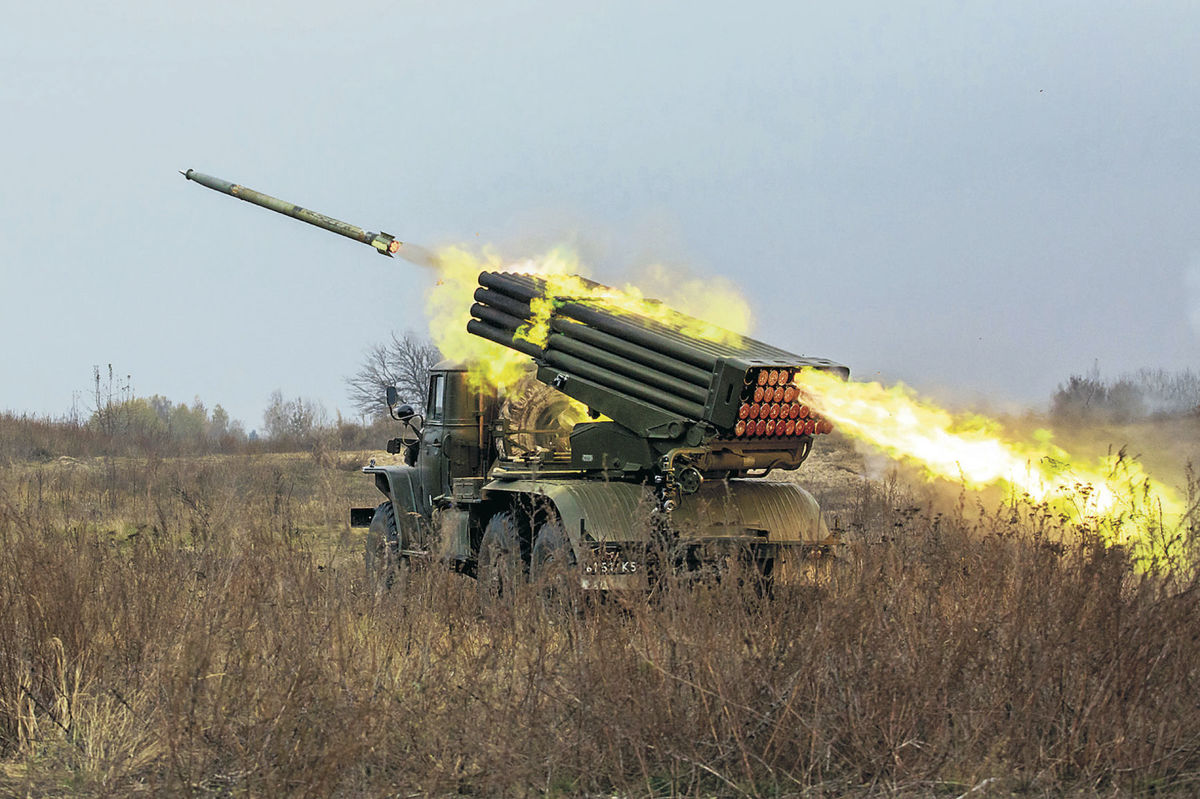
[364,501,404,590]
[532,515,583,609]
[532,515,573,578]
[477,511,526,602]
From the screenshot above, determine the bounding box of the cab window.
[427,374,445,421]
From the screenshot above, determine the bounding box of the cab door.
[417,372,450,507]
[418,364,491,506]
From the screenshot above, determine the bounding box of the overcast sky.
[3,1,1198,430]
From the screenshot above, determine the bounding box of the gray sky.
[3,1,1198,430]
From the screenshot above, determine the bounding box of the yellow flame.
[796,368,1187,561]
[423,246,558,391]
[425,246,752,392]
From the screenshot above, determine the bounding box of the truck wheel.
[365,501,403,590]
[477,511,525,601]
[532,515,573,578]
[531,520,577,599]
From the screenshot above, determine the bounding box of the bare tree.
[1133,367,1200,415]
[346,332,442,419]
[263,389,329,440]
[90,364,134,437]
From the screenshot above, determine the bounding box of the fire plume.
[796,368,1187,562]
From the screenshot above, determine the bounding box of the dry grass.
[1,447,1199,797]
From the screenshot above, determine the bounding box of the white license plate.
[583,559,640,575]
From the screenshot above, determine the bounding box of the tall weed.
[0,454,1197,796]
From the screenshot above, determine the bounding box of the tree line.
[5,342,1193,463]
[1051,365,1200,424]
[0,335,440,463]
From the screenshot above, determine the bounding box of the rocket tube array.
[466,272,833,440]
[732,367,834,439]
[467,273,709,420]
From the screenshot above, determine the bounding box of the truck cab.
[365,362,493,522]
[415,361,493,506]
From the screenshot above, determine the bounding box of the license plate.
[583,558,640,576]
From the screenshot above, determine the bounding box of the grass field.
[1,431,1198,797]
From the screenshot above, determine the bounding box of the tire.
[531,519,576,584]
[364,501,403,590]
[477,511,526,602]
[531,519,585,611]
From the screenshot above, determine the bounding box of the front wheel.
[365,501,404,590]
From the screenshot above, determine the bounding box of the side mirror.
[393,403,416,421]
[385,385,399,409]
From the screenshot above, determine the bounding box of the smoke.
[635,263,753,336]
[395,241,440,270]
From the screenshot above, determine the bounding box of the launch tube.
[464,320,545,360]
[476,270,557,302]
[469,303,529,334]
[471,295,712,404]
[555,301,719,370]
[541,350,706,419]
[479,270,848,371]
[472,288,536,321]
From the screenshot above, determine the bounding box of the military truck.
[183,169,848,591]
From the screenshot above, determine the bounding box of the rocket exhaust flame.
[795,368,1188,563]
[390,241,441,270]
